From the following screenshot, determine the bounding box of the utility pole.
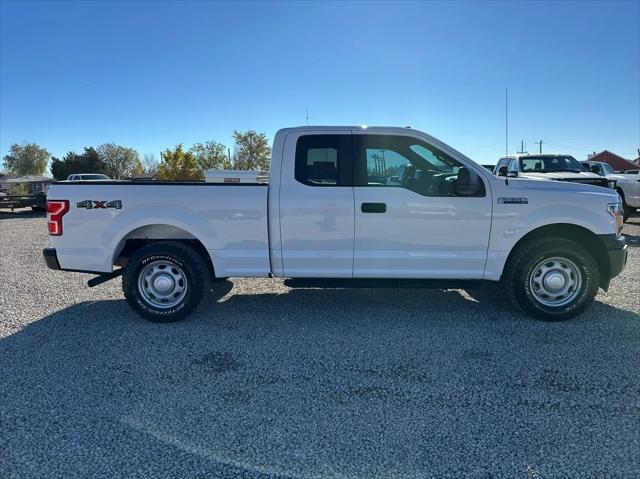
[306,108,309,126]
[518,140,527,154]
[535,140,543,154]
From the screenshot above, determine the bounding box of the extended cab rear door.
[278,131,355,277]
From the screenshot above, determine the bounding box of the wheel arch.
[111,224,216,278]
[502,223,610,288]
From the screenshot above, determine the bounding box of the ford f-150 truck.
[43,126,628,322]
[494,154,615,189]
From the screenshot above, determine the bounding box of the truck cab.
[581,160,616,177]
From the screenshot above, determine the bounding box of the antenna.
[505,88,509,157]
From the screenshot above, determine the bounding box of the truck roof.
[276,125,415,134]
[499,153,572,160]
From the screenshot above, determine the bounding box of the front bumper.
[43,248,61,270]
[599,234,628,280]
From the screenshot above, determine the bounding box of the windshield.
[409,144,459,173]
[520,155,584,173]
[81,174,109,180]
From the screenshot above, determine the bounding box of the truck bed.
[47,181,270,277]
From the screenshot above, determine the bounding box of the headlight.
[607,202,623,235]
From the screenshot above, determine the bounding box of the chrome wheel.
[529,256,582,307]
[137,260,188,309]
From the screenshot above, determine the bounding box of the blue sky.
[1,0,639,168]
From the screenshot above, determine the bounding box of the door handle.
[361,202,387,213]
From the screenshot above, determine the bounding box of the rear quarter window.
[295,135,352,186]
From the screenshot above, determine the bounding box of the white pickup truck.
[615,170,640,219]
[43,126,628,323]
[582,161,640,221]
[494,154,615,189]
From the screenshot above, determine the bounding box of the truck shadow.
[2,282,639,477]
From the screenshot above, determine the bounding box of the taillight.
[47,200,70,236]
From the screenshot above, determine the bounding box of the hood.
[522,171,601,180]
[607,173,635,180]
[505,175,620,200]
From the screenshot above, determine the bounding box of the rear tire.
[504,237,600,321]
[122,241,209,322]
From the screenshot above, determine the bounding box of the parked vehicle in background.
[66,173,110,181]
[495,154,615,189]
[611,170,640,221]
[581,160,617,176]
[580,160,639,221]
[0,191,46,211]
[0,176,52,211]
[43,126,627,323]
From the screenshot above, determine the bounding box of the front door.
[352,133,492,279]
[278,132,355,277]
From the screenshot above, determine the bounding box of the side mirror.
[456,167,483,196]
[497,166,508,177]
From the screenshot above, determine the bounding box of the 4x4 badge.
[76,200,122,209]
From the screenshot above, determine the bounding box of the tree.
[50,152,79,180]
[97,143,141,179]
[189,140,230,171]
[2,143,50,176]
[49,147,107,180]
[232,130,270,171]
[141,153,159,174]
[156,144,200,181]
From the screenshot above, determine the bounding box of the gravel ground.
[1,210,639,478]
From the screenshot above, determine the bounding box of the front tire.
[504,238,600,321]
[122,242,209,322]
[617,189,632,222]
[622,202,632,222]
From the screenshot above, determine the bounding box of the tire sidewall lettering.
[136,254,189,315]
[523,252,591,314]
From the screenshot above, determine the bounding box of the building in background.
[586,150,637,172]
